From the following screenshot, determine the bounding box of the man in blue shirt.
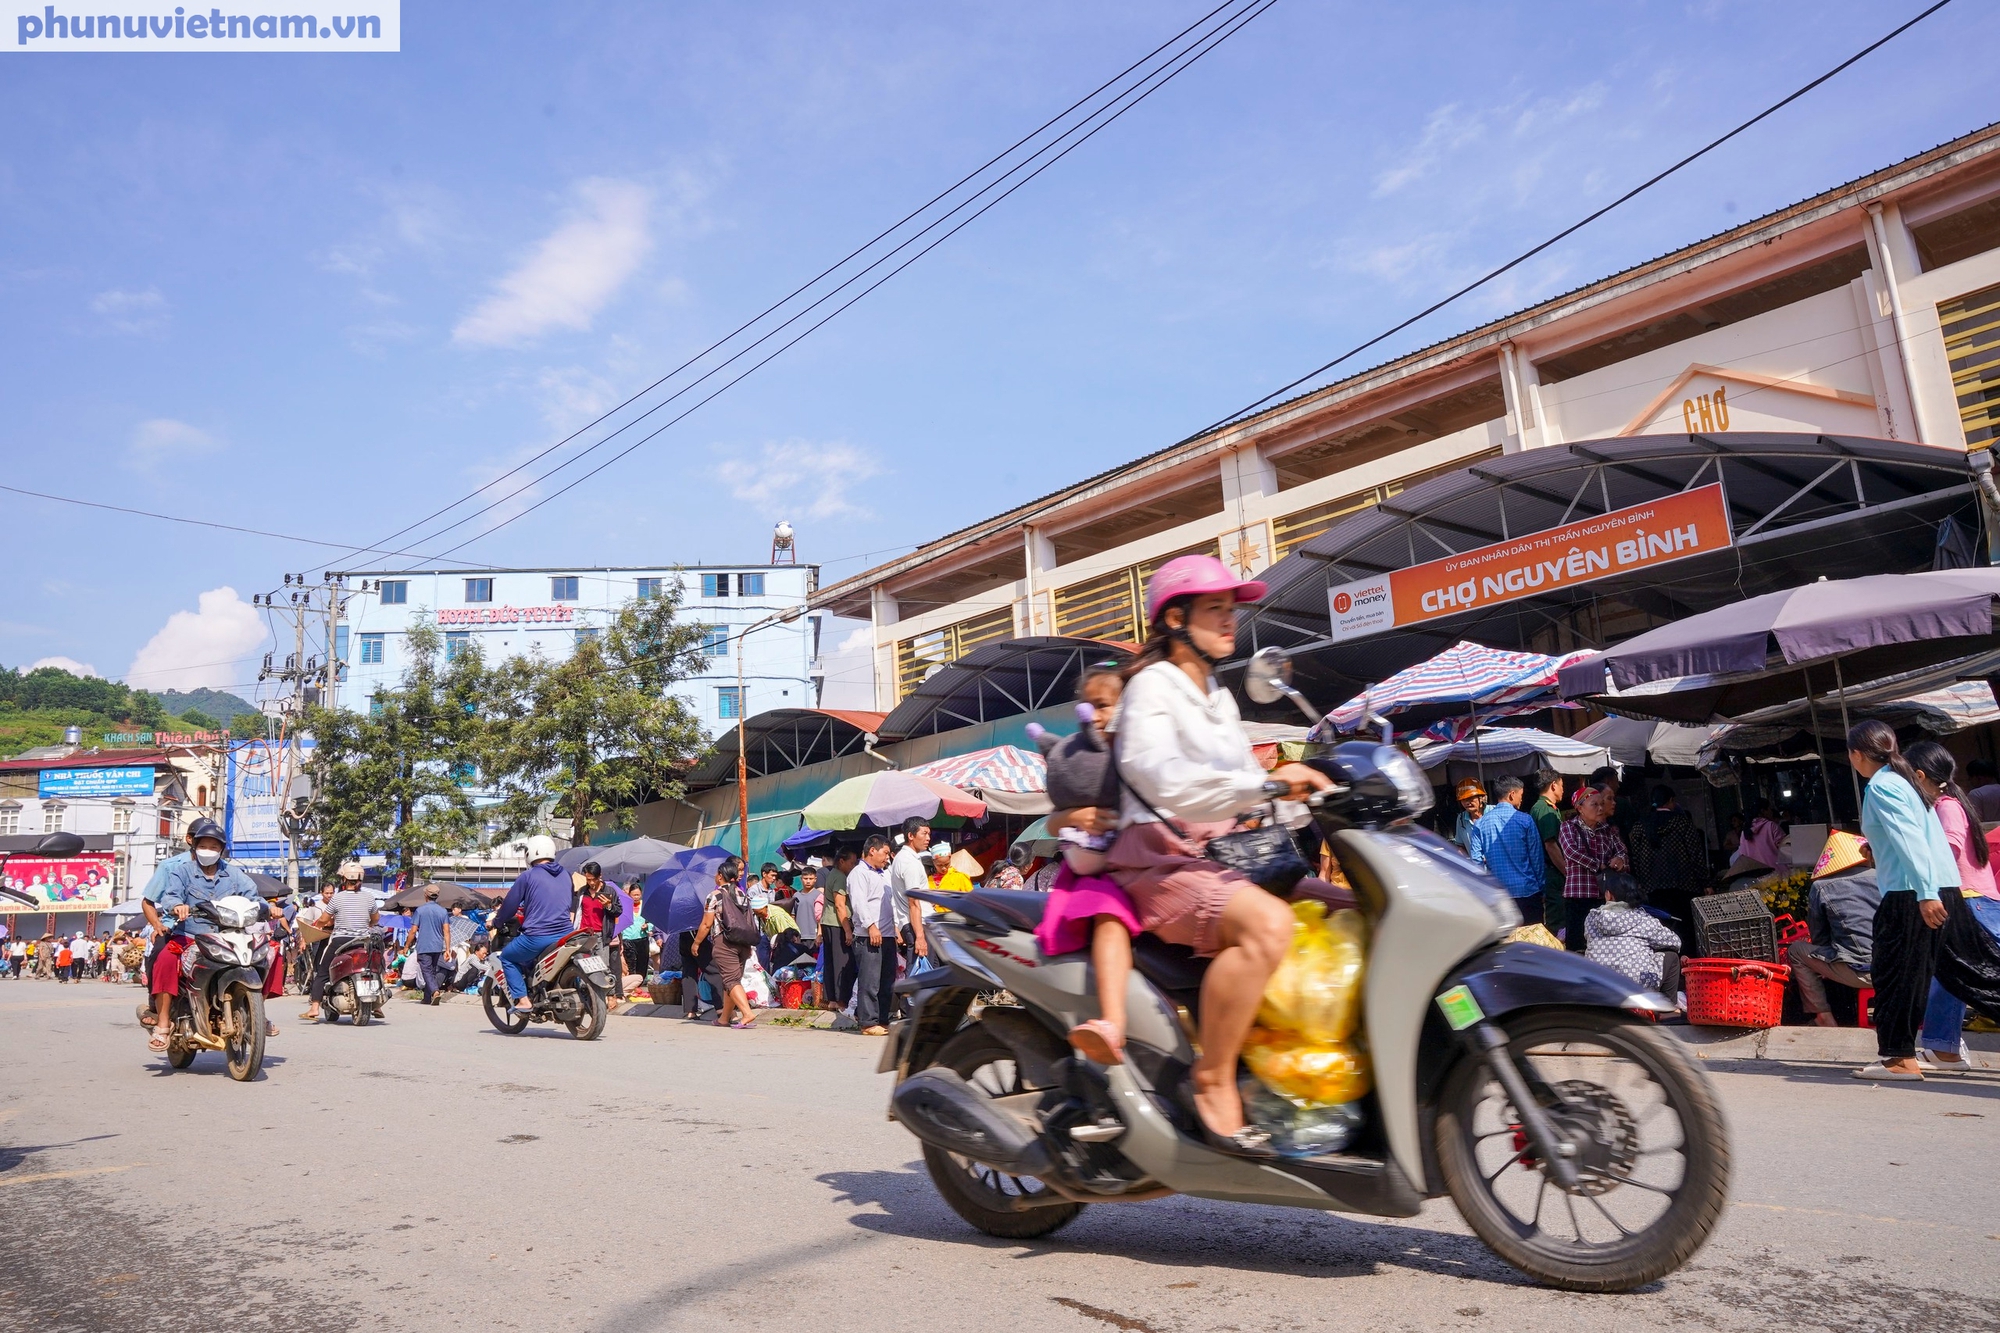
[493,836,575,1013]
[138,818,267,1051]
[1467,775,1549,925]
[411,887,451,1006]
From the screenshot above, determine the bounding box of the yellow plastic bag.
[1507,922,1563,950]
[1242,1027,1373,1104]
[1256,901,1366,1044]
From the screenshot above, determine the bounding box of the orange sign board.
[1325,483,1732,641]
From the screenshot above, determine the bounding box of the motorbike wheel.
[224,984,265,1082]
[917,1026,1083,1240]
[320,999,341,1024]
[1436,1008,1730,1293]
[481,978,529,1035]
[567,984,608,1041]
[166,1043,196,1070]
[353,993,374,1027]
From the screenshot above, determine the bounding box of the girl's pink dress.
[1034,862,1143,957]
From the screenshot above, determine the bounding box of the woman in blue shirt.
[1848,719,1952,1081]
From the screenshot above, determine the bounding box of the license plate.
[356,979,381,995]
[577,956,608,974]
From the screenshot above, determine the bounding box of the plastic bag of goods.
[1240,1074,1364,1158]
[1256,901,1366,1044]
[1241,1027,1372,1105]
[1507,922,1563,950]
[741,956,774,1007]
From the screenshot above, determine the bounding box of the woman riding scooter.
[1106,554,1333,1156]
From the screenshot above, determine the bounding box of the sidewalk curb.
[1669,1024,2000,1067]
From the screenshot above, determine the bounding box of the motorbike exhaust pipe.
[890,1068,1057,1180]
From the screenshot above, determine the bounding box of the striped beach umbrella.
[801,771,987,831]
[1326,641,1594,734]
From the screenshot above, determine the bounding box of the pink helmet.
[1143,554,1267,625]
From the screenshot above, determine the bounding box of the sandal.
[1852,1062,1924,1082]
[148,1031,169,1052]
[1067,1019,1125,1066]
[265,1022,280,1038]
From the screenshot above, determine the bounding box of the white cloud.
[29,656,98,678]
[1373,104,1484,197]
[126,418,221,473]
[453,178,654,348]
[91,286,168,334]
[713,439,883,519]
[124,587,266,692]
[535,365,620,434]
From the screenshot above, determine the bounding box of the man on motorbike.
[494,835,573,1015]
[140,818,275,1052]
[304,860,379,1021]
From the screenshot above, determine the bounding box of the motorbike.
[882,648,1729,1293]
[318,932,391,1025]
[132,895,273,1081]
[479,925,611,1040]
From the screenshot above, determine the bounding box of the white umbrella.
[1571,716,1721,768]
[1408,726,1611,777]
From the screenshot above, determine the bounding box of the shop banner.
[1325,483,1733,642]
[225,738,313,849]
[38,766,154,798]
[0,854,116,914]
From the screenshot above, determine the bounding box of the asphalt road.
[3,979,1998,1333]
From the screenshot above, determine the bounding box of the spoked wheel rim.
[1444,1014,1724,1280]
[943,1051,1063,1208]
[481,979,529,1034]
[224,986,264,1080]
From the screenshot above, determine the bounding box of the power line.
[1184,0,1957,441]
[424,0,1280,561]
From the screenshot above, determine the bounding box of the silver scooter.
[884,648,1728,1293]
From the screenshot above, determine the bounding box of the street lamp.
[735,605,806,864]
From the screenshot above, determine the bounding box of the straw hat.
[949,848,984,878]
[1813,829,1869,879]
[1455,779,1487,802]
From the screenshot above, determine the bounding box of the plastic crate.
[1693,889,1776,962]
[1684,957,1790,1028]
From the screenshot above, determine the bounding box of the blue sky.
[0,0,1987,709]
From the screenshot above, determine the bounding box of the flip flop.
[1852,1062,1924,1081]
[265,1022,279,1038]
[1067,1019,1126,1066]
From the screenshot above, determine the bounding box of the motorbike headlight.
[1373,745,1434,818]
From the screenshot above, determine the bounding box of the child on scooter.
[1030,664,1143,1066]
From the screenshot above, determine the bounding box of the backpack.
[717,887,760,950]
[1027,704,1121,812]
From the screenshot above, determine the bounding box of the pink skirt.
[1034,863,1143,957]
[1106,818,1254,959]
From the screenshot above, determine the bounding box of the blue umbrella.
[643,846,733,938]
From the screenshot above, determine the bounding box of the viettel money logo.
[1333,591,1353,614]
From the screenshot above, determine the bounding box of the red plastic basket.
[1684,957,1790,1028]
[778,979,807,1010]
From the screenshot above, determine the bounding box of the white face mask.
[194,847,222,868]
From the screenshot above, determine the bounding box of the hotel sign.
[1325,483,1733,642]
[436,605,576,625]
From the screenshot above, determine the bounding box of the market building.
[0,748,181,936]
[812,121,2000,710]
[332,560,828,730]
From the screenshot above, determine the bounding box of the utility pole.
[252,572,347,894]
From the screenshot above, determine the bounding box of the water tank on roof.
[63,726,81,746]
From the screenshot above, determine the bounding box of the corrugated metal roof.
[815,119,2000,612]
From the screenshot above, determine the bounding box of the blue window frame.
[379,580,408,605]
[575,628,600,646]
[464,578,493,603]
[636,577,665,600]
[701,626,729,656]
[716,686,743,719]
[368,696,383,717]
[445,632,471,661]
[551,575,579,601]
[738,572,765,597]
[358,633,385,665]
[701,573,729,598]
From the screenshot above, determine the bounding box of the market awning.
[879,637,1131,740]
[1408,726,1612,778]
[684,708,887,789]
[904,745,1050,816]
[1235,432,1983,704]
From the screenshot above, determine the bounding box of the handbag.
[1111,746,1310,895]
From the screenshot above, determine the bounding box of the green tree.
[304,622,489,882]
[485,589,709,846]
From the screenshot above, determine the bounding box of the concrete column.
[1867,202,1947,445]
[1498,343,1537,452]
[1219,444,1278,576]
[1021,526,1056,637]
[869,586,899,712]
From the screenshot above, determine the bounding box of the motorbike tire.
[567,984,608,1041]
[224,984,265,1082]
[1435,1007,1730,1293]
[481,978,529,1035]
[166,1044,196,1070]
[320,999,341,1024]
[353,995,374,1027]
[917,1026,1083,1240]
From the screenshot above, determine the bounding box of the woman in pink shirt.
[1906,741,2000,1075]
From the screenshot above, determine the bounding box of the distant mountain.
[156,688,260,722]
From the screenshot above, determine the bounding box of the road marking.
[0,1163,141,1188]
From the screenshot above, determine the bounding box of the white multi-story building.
[331,563,824,732]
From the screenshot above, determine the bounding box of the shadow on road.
[0,1134,120,1173]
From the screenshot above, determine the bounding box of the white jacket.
[1116,661,1270,827]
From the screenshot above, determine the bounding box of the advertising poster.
[1325,483,1733,642]
[225,738,314,869]
[0,854,117,914]
[38,766,154,798]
